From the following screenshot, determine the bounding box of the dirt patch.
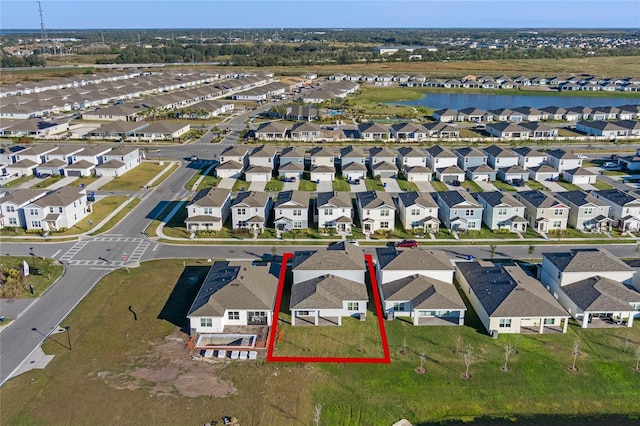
[102,329,237,398]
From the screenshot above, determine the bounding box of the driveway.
[578,183,597,191]
[476,180,496,192]
[544,181,567,193]
[47,177,78,191]
[217,178,236,189]
[415,181,435,193]
[381,178,402,193]
[350,181,367,192]
[282,180,299,191]
[248,181,266,191]
[317,180,333,192]
[84,176,112,191]
[15,177,39,189]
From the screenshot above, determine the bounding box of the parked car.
[576,154,588,159]
[451,180,461,187]
[603,162,617,168]
[511,178,525,187]
[395,239,418,249]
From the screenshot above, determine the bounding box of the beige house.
[516,190,569,233]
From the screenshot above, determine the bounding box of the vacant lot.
[100,162,169,191]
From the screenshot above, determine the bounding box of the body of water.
[393,92,640,110]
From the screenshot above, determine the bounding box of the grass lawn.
[350,86,426,104]
[396,178,418,192]
[0,256,63,298]
[461,180,483,193]
[526,180,549,191]
[89,198,140,236]
[29,175,64,189]
[332,178,351,192]
[430,180,449,192]
[603,170,631,176]
[70,175,99,188]
[592,179,615,190]
[150,162,179,187]
[3,259,639,426]
[298,179,317,192]
[1,175,33,189]
[265,178,284,192]
[158,200,190,239]
[232,179,249,192]
[557,180,583,191]
[100,162,168,191]
[365,177,385,191]
[492,180,518,192]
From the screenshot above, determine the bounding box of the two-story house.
[455,147,488,171]
[339,145,367,167]
[592,189,640,231]
[376,247,465,325]
[308,146,336,182]
[436,190,483,231]
[278,146,305,180]
[356,190,396,235]
[483,145,519,170]
[397,147,426,169]
[426,145,458,171]
[545,149,583,172]
[475,191,527,232]
[184,188,232,232]
[316,191,354,234]
[366,146,396,178]
[516,190,569,233]
[230,191,273,234]
[7,145,58,176]
[273,190,310,232]
[540,248,639,328]
[511,147,548,170]
[95,146,141,177]
[24,186,88,232]
[0,189,47,229]
[397,191,440,233]
[555,190,612,232]
[216,146,250,179]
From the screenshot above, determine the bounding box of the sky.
[1,0,639,30]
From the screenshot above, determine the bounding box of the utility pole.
[37,0,48,54]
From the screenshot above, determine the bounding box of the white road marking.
[51,249,61,258]
[152,244,159,252]
[90,267,116,271]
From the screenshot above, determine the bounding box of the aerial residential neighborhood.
[1,4,640,425]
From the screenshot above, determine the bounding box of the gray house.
[273,190,310,232]
[397,191,440,233]
[426,145,458,171]
[555,190,612,232]
[511,147,547,170]
[436,190,483,231]
[475,191,528,232]
[455,147,488,171]
[483,144,519,170]
[546,149,583,172]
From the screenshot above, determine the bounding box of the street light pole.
[63,326,72,351]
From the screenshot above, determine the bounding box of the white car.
[576,154,588,159]
[603,162,617,168]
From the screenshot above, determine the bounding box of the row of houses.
[327,72,640,92]
[433,105,640,123]
[0,144,141,178]
[187,244,639,345]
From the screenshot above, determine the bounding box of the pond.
[391,92,640,110]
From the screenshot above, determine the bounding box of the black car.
[451,180,461,187]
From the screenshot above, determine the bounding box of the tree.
[570,339,581,371]
[38,258,56,280]
[489,244,497,260]
[416,352,426,374]
[312,403,322,426]
[635,346,640,372]
[400,337,409,355]
[528,244,535,262]
[453,335,464,355]
[462,344,475,379]
[502,343,517,372]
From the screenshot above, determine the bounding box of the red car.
[395,240,418,249]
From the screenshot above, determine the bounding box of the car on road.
[190,155,198,162]
[576,154,588,159]
[395,239,418,249]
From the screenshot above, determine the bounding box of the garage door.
[250,174,268,182]
[66,170,83,177]
[474,175,488,181]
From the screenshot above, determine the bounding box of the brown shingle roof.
[290,274,368,309]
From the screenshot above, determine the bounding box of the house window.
[584,207,593,215]
[293,221,302,229]
[497,208,507,216]
[324,208,333,215]
[544,318,555,325]
[200,318,212,327]
[467,221,477,229]
[411,209,420,216]
[50,207,54,213]
[59,207,63,213]
[380,221,389,229]
[204,207,213,215]
[380,209,390,217]
[31,221,42,228]
[465,209,474,216]
[238,208,246,215]
[347,302,359,311]
[6,206,15,212]
[393,302,405,311]
[228,311,240,320]
[293,209,302,216]
[499,318,512,328]
[552,220,562,228]
[9,218,17,225]
[554,209,563,216]
[298,311,310,316]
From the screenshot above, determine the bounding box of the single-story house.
[562,167,597,185]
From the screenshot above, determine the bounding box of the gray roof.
[96,159,125,169]
[546,149,578,160]
[511,147,546,158]
[32,186,84,208]
[404,165,432,174]
[382,274,465,310]
[250,145,277,158]
[340,145,366,158]
[468,164,495,174]
[221,145,249,157]
[75,145,112,157]
[231,191,271,208]
[426,145,456,158]
[371,161,398,172]
[66,159,95,169]
[516,190,565,209]
[397,191,437,209]
[309,146,334,158]
[108,146,138,156]
[456,147,487,158]
[15,145,58,156]
[310,165,336,173]
[561,276,640,312]
[358,122,391,134]
[0,189,47,206]
[437,165,465,175]
[356,190,394,209]
[437,190,480,208]
[369,146,396,158]
[293,241,364,272]
[397,147,426,158]
[245,165,273,174]
[376,247,453,271]
[279,146,306,158]
[477,191,524,208]
[188,187,231,208]
[216,160,243,170]
[317,191,352,209]
[483,144,517,158]
[187,261,278,317]
[542,248,632,273]
[457,262,568,317]
[274,190,310,208]
[594,189,640,207]
[528,165,559,174]
[342,162,367,171]
[563,167,596,177]
[290,274,368,309]
[279,162,304,171]
[38,159,67,168]
[498,165,528,175]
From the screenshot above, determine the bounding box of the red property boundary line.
[266,252,391,364]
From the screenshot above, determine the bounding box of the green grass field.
[1,259,639,426]
[430,180,449,192]
[592,179,615,190]
[99,163,168,191]
[461,180,483,193]
[0,256,63,298]
[29,175,64,189]
[332,178,352,191]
